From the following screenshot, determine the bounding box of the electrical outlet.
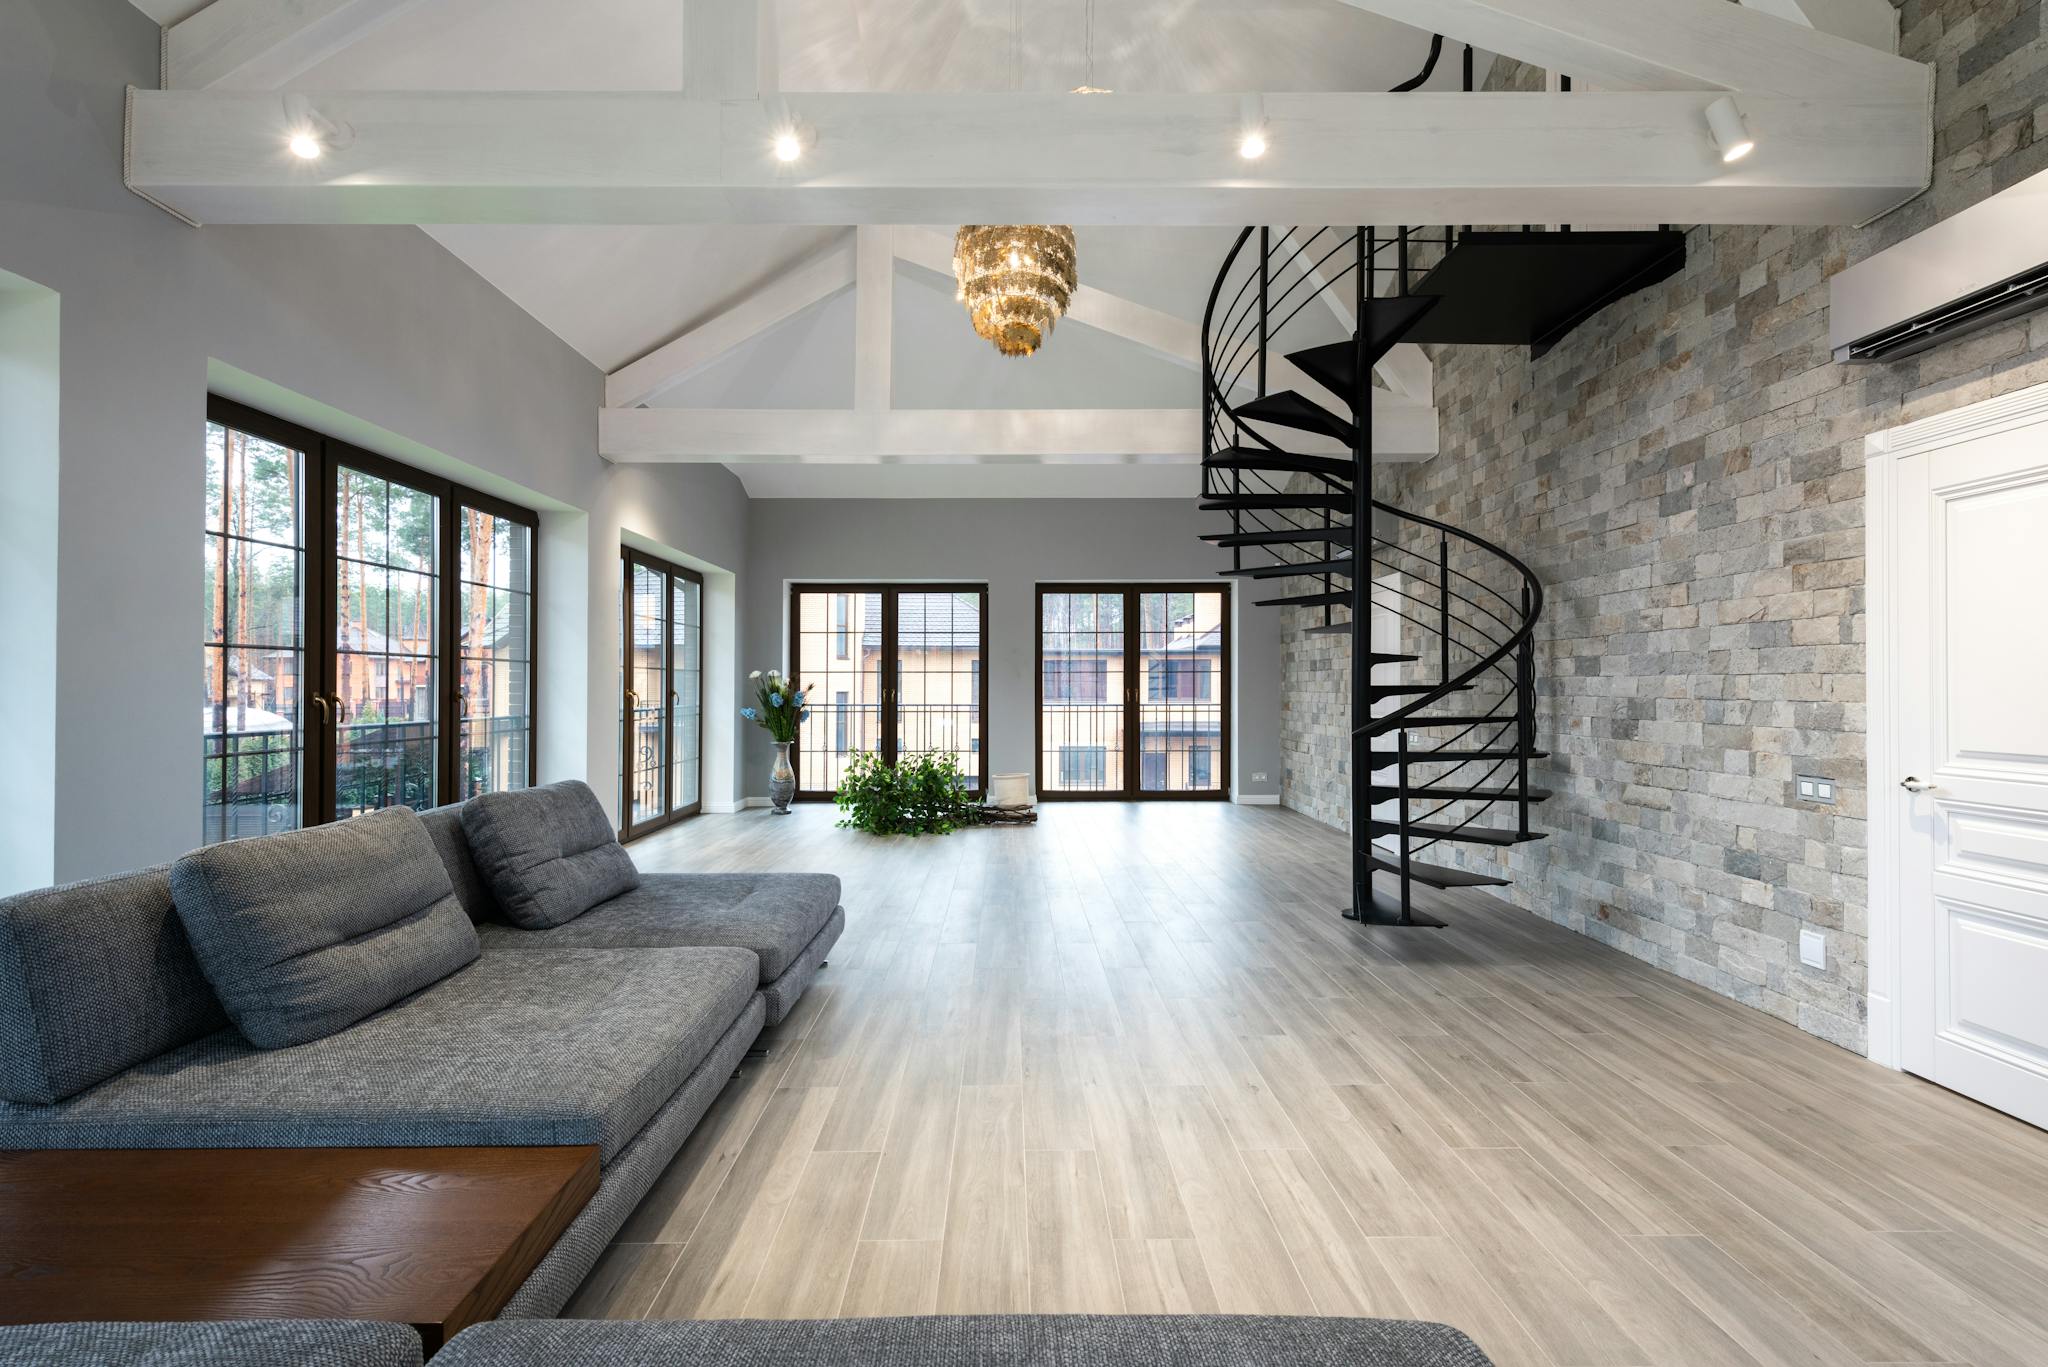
[1795,775,1837,804]
[1251,771,1268,782]
[1800,928,1826,970]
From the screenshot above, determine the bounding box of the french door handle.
[311,695,329,723]
[1899,776,1938,793]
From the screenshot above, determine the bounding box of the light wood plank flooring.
[567,802,2048,1367]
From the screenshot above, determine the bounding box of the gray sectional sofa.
[0,1316,1496,1366]
[0,780,842,1319]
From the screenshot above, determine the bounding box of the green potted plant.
[741,670,808,814]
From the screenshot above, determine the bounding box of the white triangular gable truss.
[132,0,1927,467]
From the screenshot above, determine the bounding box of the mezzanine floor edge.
[569,802,2048,1367]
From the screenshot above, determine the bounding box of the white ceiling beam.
[598,404,1440,464]
[854,227,892,412]
[125,88,1931,227]
[604,237,854,409]
[1328,0,1923,102]
[683,0,776,99]
[162,0,429,90]
[1738,0,1898,55]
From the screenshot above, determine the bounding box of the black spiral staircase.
[1200,213,1683,926]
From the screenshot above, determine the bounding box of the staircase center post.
[1349,227,1375,922]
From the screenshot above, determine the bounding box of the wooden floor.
[568,802,2048,1367]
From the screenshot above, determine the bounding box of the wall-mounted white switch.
[1796,775,1837,804]
[1252,771,1268,782]
[1799,928,1826,970]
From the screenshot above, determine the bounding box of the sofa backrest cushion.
[170,807,481,1049]
[420,802,498,923]
[0,866,229,1105]
[459,780,641,930]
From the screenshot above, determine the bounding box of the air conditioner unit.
[1831,166,2048,364]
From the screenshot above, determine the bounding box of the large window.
[620,550,703,840]
[790,585,987,797]
[201,399,537,844]
[1036,584,1230,800]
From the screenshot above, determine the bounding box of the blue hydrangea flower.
[791,691,806,706]
[770,692,785,707]
[740,706,758,721]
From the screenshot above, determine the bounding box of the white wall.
[2,0,749,882]
[740,498,1283,802]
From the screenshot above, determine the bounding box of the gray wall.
[1282,6,2048,1053]
[742,499,1282,802]
[1,0,749,886]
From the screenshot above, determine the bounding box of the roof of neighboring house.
[1048,622,1224,657]
[864,592,982,650]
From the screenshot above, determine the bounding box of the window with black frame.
[202,398,538,845]
[1036,584,1230,800]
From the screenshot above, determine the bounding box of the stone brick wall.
[1279,0,2048,1051]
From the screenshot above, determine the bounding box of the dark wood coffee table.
[0,1146,599,1353]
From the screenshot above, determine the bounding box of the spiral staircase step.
[1255,591,1348,608]
[1219,557,1353,581]
[1285,295,1442,404]
[1367,748,1547,769]
[1369,683,1475,698]
[1201,528,1354,549]
[1368,854,1512,890]
[1199,492,1348,512]
[1366,820,1547,847]
[1233,390,1357,447]
[1368,782,1554,802]
[1204,447,1354,480]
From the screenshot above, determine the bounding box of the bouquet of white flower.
[740,669,808,744]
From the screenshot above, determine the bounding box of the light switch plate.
[1800,928,1826,970]
[1252,771,1268,782]
[1796,775,1837,804]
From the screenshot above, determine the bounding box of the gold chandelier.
[952,225,1078,358]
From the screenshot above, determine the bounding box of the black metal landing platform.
[1404,230,1688,358]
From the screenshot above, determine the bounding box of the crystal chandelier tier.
[951,225,1079,358]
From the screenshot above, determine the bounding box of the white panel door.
[1897,420,2048,1129]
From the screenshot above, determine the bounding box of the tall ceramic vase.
[769,741,796,815]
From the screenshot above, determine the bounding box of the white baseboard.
[704,797,773,813]
[1233,793,1282,806]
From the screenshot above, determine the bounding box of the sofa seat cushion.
[433,1316,1495,1367]
[0,947,758,1163]
[0,1320,422,1367]
[477,872,840,983]
[461,781,639,930]
[170,807,480,1048]
[1,866,228,1106]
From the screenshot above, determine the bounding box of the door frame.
[207,396,539,829]
[1864,378,2048,1071]
[620,548,705,841]
[786,583,990,801]
[1034,582,1233,802]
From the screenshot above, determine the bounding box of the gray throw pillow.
[0,866,229,1105]
[170,807,480,1049]
[459,780,641,930]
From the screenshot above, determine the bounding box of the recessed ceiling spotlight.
[772,131,804,163]
[1705,95,1754,164]
[1239,129,1268,160]
[287,131,322,160]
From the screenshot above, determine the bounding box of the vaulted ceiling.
[124,0,1925,497]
